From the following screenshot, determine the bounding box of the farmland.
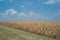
[0,25,56,40]
[0,22,60,40]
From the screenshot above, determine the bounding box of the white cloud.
[9,0,13,3]
[37,1,41,3]
[44,0,60,4]
[0,0,3,1]
[28,11,49,19]
[58,12,60,15]
[28,11,40,17]
[18,11,40,17]
[52,9,60,18]
[25,11,47,18]
[55,9,60,16]
[57,0,60,1]
[5,9,17,16]
[55,13,60,16]
[29,11,35,17]
[57,9,60,15]
[20,5,25,8]
[3,9,53,20]
[18,12,26,17]
[55,10,60,16]
[45,0,56,4]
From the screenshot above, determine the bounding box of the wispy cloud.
[18,12,26,17]
[44,0,60,4]
[9,0,13,3]
[18,11,48,19]
[5,9,17,16]
[57,9,60,15]
[45,0,56,4]
[4,10,51,19]
[55,9,60,16]
[29,11,37,17]
[18,11,40,18]
[0,0,3,1]
[20,5,25,8]
[1,9,55,20]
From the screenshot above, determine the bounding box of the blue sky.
[0,0,60,21]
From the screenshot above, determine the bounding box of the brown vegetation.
[0,22,60,40]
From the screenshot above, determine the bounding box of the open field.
[0,25,55,40]
[0,22,60,40]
